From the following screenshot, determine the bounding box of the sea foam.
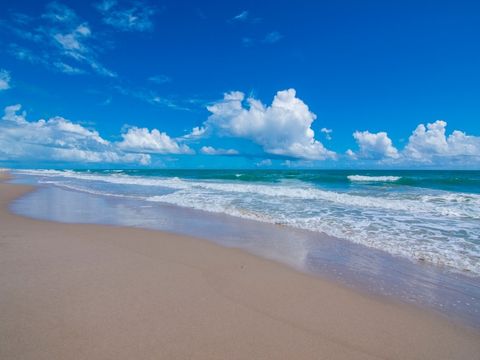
[348,175,401,182]
[15,169,480,275]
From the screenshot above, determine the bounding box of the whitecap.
[348,175,401,182]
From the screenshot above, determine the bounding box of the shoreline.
[11,171,480,328]
[1,172,479,359]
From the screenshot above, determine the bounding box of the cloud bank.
[2,92,479,168]
[349,120,480,166]
[404,120,480,161]
[0,104,152,165]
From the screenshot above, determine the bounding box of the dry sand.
[0,171,479,359]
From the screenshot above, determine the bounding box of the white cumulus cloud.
[404,120,480,162]
[348,120,480,166]
[350,130,399,159]
[320,127,332,140]
[0,104,149,165]
[345,149,356,159]
[182,126,206,140]
[202,88,335,160]
[118,127,193,154]
[200,146,238,155]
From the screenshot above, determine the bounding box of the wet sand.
[1,171,479,359]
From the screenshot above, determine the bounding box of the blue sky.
[0,0,479,169]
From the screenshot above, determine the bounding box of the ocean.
[13,169,480,276]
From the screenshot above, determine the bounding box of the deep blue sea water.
[13,169,480,276]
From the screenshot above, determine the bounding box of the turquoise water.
[68,169,480,193]
[15,169,480,276]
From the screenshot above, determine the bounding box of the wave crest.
[348,175,401,182]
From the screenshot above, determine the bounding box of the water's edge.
[9,175,480,329]
[14,169,480,276]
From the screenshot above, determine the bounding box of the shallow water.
[10,172,480,328]
[14,169,480,276]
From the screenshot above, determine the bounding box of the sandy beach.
[1,171,479,359]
